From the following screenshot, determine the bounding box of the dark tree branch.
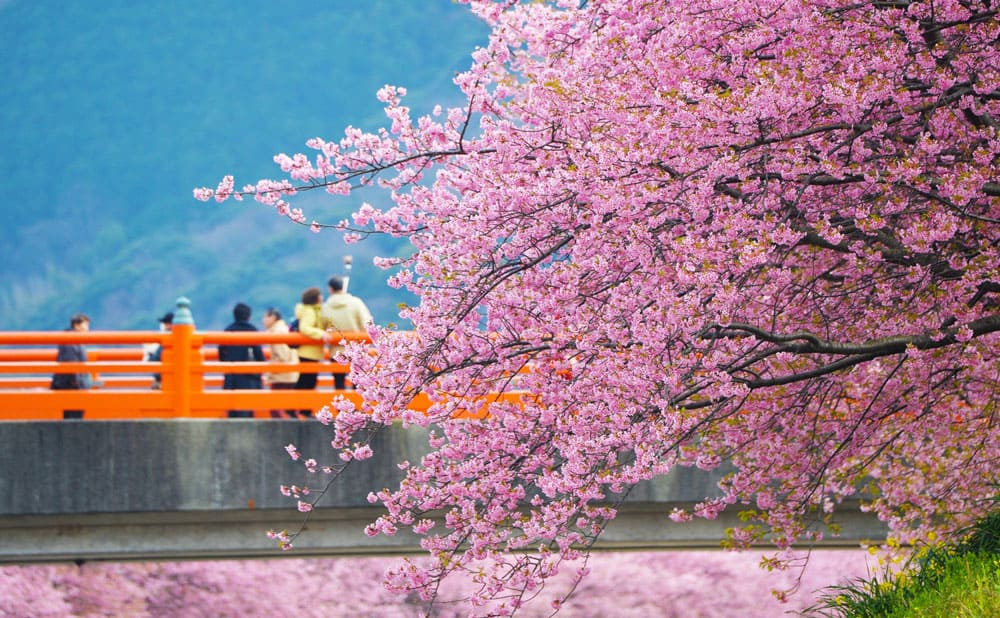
[710,313,999,357]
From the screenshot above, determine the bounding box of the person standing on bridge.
[321,275,372,391]
[219,302,265,418]
[50,313,92,419]
[292,286,329,417]
[262,307,298,418]
[145,311,173,389]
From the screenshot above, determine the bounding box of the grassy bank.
[806,509,1000,617]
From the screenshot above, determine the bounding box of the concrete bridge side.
[0,421,885,563]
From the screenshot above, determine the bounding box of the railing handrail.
[0,330,367,346]
[0,331,171,345]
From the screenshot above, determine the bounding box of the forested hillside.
[0,2,487,330]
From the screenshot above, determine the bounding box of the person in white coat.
[262,307,299,418]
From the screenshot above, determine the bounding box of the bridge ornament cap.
[173,297,194,326]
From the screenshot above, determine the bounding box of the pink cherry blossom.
[201,0,1000,613]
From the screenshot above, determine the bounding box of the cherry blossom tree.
[198,0,999,614]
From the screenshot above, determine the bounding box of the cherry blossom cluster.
[201,0,999,614]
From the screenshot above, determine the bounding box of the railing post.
[170,297,197,417]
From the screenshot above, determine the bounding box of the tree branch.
[711,313,999,357]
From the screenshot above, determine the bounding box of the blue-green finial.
[173,297,194,326]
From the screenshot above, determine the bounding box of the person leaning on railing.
[292,286,330,417]
[146,311,173,390]
[50,313,92,420]
[262,307,299,418]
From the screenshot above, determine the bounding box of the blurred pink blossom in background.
[1,549,874,617]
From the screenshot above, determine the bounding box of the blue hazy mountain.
[0,1,488,330]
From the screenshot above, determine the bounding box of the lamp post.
[342,255,352,293]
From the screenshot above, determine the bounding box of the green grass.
[883,551,1000,617]
[804,509,1000,617]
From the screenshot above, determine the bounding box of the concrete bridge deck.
[0,420,886,563]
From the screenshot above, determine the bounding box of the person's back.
[219,303,264,417]
[292,286,328,415]
[321,275,372,390]
[147,311,173,389]
[294,294,326,363]
[321,276,372,335]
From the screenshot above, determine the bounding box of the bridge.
[0,420,886,564]
[0,299,887,564]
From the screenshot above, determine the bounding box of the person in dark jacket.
[146,311,173,389]
[50,313,92,419]
[218,302,264,418]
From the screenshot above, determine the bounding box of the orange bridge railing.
[0,295,392,419]
[0,298,525,421]
[0,326,385,420]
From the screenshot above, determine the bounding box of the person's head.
[263,307,282,329]
[70,313,90,331]
[301,286,322,305]
[158,311,174,331]
[233,302,252,322]
[328,275,345,293]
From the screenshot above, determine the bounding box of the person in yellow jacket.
[293,287,329,416]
